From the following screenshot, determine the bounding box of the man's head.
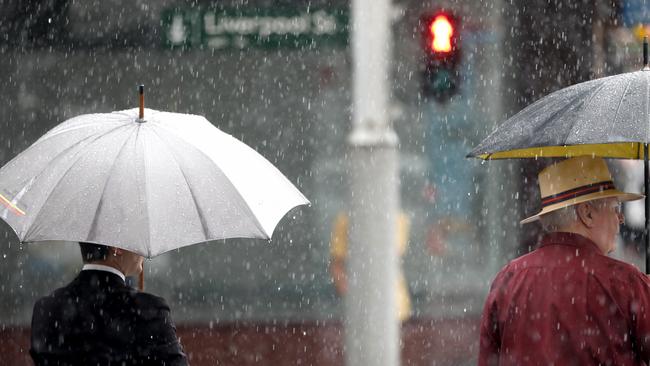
[538,198,624,253]
[523,156,643,254]
[79,242,110,263]
[79,242,144,277]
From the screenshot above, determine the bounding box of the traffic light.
[420,11,461,102]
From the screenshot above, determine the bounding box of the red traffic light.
[420,11,461,102]
[429,14,453,53]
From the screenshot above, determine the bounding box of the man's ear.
[576,202,594,228]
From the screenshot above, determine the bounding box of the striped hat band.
[541,181,615,208]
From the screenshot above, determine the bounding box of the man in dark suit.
[30,242,188,365]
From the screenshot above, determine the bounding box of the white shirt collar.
[82,264,126,282]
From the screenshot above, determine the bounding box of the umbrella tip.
[138,85,145,121]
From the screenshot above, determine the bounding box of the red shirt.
[479,232,650,366]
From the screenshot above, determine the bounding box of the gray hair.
[539,205,578,232]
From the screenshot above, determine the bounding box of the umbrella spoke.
[563,81,607,144]
[149,126,270,243]
[86,127,145,249]
[24,126,138,243]
[611,75,634,132]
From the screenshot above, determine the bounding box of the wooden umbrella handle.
[139,262,145,291]
[139,85,144,119]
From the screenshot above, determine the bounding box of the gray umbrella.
[469,40,650,271]
[469,69,649,160]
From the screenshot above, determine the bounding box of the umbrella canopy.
[468,70,650,160]
[0,108,309,258]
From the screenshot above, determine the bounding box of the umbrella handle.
[139,262,145,291]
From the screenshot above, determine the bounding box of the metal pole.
[643,37,648,70]
[643,142,650,274]
[639,43,650,352]
[346,0,399,364]
[484,0,510,273]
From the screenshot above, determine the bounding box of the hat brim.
[520,189,644,224]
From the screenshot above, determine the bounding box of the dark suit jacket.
[30,270,188,366]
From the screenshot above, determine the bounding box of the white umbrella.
[0,106,309,258]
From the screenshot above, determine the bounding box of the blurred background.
[0,0,647,365]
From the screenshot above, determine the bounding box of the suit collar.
[79,268,127,286]
[82,264,126,282]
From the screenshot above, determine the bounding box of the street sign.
[161,6,349,50]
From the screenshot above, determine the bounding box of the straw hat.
[521,156,643,224]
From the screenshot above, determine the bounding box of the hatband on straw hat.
[521,156,643,224]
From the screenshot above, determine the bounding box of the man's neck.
[554,227,608,254]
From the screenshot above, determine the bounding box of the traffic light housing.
[420,11,461,102]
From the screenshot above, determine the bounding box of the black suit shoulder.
[30,271,188,366]
[131,291,184,352]
[133,291,171,312]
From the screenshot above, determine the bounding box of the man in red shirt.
[479,156,650,366]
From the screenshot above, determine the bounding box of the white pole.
[484,0,509,273]
[346,0,399,364]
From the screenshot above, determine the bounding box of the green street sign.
[161,6,349,50]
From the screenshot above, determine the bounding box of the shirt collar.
[82,264,126,282]
[540,232,603,254]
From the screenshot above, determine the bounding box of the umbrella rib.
[4,123,127,180]
[150,128,269,239]
[609,76,633,138]
[35,118,123,144]
[86,127,140,246]
[158,139,212,241]
[562,81,608,145]
[132,125,151,258]
[23,124,132,241]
